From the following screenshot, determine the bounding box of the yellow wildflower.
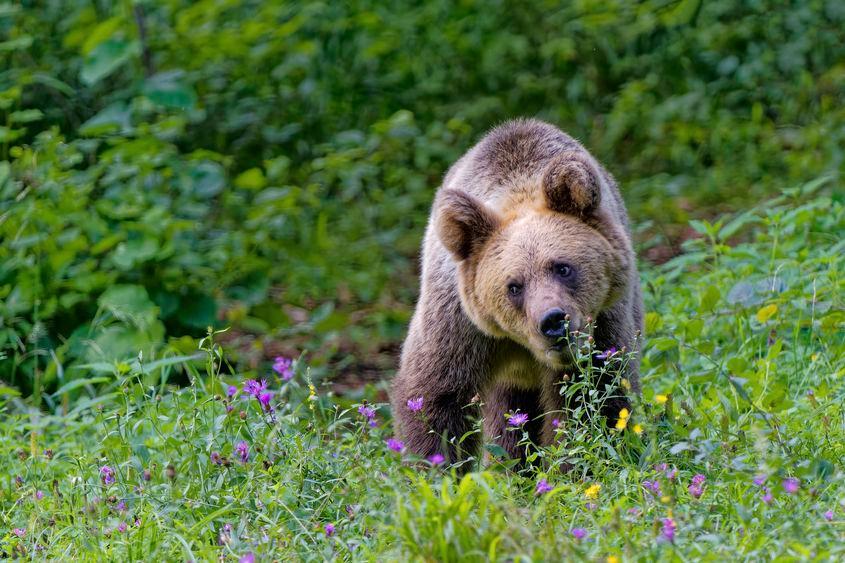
[621,377,631,390]
[615,408,630,430]
[655,394,668,405]
[585,483,601,499]
[633,423,643,435]
[607,556,620,563]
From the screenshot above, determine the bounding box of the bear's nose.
[539,308,568,339]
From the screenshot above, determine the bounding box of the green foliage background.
[1,0,844,395]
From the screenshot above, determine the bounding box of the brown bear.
[391,118,642,467]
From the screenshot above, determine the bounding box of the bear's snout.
[539,308,569,342]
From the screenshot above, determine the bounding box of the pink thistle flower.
[428,453,445,465]
[596,347,617,360]
[535,479,553,495]
[688,474,705,498]
[12,527,25,538]
[824,510,834,521]
[642,480,661,496]
[508,412,529,426]
[239,554,255,563]
[571,527,587,540]
[782,477,799,494]
[210,451,222,465]
[406,397,424,412]
[273,357,295,381]
[257,390,274,412]
[243,379,268,397]
[100,465,115,485]
[324,523,335,536]
[117,522,127,533]
[386,438,405,453]
[660,517,676,542]
[235,441,249,463]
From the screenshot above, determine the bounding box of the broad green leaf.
[80,39,139,85]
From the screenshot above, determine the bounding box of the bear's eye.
[507,282,523,297]
[553,263,574,279]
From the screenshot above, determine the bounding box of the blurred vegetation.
[1,0,843,396]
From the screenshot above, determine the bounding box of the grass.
[1,182,843,561]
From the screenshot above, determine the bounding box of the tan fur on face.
[459,208,624,368]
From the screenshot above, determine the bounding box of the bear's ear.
[542,152,602,216]
[436,189,501,260]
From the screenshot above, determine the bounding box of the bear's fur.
[391,118,642,466]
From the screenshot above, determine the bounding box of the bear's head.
[436,152,632,369]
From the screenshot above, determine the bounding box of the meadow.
[1,1,844,560]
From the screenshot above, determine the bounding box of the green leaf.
[80,39,140,85]
[97,285,158,328]
[0,35,32,51]
[79,102,132,136]
[142,71,197,109]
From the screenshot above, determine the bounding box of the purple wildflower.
[552,418,561,428]
[753,474,767,486]
[596,347,617,360]
[536,479,553,495]
[324,523,335,537]
[761,487,773,505]
[585,502,598,511]
[35,490,44,501]
[406,397,424,412]
[12,528,25,538]
[427,453,445,465]
[571,527,587,540]
[226,385,238,397]
[508,412,529,426]
[688,474,705,498]
[257,390,274,412]
[386,438,405,453]
[782,477,799,494]
[226,404,234,413]
[243,379,268,397]
[273,356,295,381]
[235,441,249,463]
[824,510,834,521]
[660,517,676,542]
[117,522,127,533]
[642,480,661,496]
[211,451,222,465]
[358,405,376,420]
[239,554,255,563]
[116,500,127,513]
[100,465,115,485]
[665,467,677,481]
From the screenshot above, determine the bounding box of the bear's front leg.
[391,297,494,469]
[483,383,545,464]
